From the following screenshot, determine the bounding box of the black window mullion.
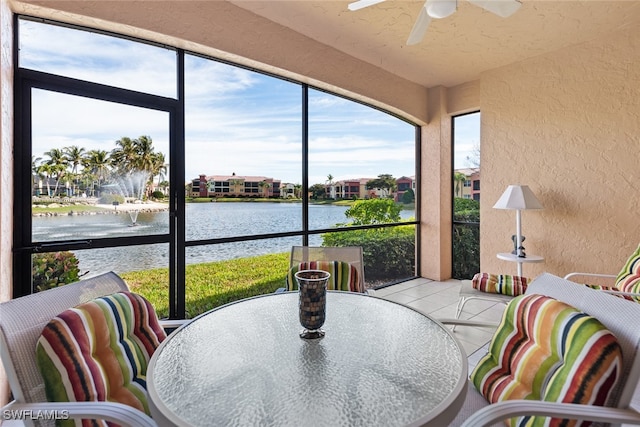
[12,76,34,297]
[171,49,186,319]
[13,70,179,298]
[414,125,422,276]
[302,85,309,246]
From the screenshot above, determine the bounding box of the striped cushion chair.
[36,291,167,426]
[455,273,531,321]
[566,243,640,302]
[286,260,364,293]
[471,272,529,296]
[470,293,623,427]
[615,243,640,297]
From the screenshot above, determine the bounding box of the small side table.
[497,252,544,277]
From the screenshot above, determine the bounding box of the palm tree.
[326,174,334,198]
[64,145,85,196]
[258,180,272,197]
[294,184,302,199]
[79,168,97,197]
[110,137,137,173]
[151,153,168,184]
[229,178,243,195]
[158,180,170,196]
[36,163,53,197]
[454,172,467,198]
[134,135,156,173]
[64,146,85,174]
[32,156,42,196]
[42,148,68,197]
[84,149,111,196]
[149,152,167,185]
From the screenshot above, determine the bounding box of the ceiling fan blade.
[467,0,521,18]
[406,3,432,46]
[348,0,386,11]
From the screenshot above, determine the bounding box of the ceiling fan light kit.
[426,0,457,19]
[347,0,386,11]
[467,0,522,18]
[348,0,522,45]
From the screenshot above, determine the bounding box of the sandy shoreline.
[94,202,169,212]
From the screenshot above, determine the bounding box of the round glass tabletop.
[148,292,466,427]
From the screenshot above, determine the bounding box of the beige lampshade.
[493,185,543,210]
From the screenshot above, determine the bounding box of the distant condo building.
[455,168,480,201]
[191,174,281,198]
[325,176,415,202]
[190,174,418,201]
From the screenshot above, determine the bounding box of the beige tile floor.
[373,277,505,358]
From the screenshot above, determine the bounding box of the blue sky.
[23,19,478,186]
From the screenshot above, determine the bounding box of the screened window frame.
[12,15,421,319]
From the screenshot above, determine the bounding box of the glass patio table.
[147,291,467,427]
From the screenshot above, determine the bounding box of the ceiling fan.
[348,0,522,45]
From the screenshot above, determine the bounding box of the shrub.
[322,226,415,282]
[324,199,414,283]
[401,188,415,204]
[452,197,480,279]
[343,198,401,225]
[454,197,479,213]
[32,251,81,292]
[151,190,165,199]
[98,193,125,205]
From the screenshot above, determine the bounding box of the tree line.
[32,136,168,198]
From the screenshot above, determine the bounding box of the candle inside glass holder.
[295,269,330,339]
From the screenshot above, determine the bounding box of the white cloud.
[453,113,481,169]
[23,19,420,186]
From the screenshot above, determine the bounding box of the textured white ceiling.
[230,0,640,88]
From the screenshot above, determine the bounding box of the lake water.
[33,202,415,275]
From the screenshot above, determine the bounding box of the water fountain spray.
[108,170,150,226]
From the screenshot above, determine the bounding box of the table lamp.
[493,185,543,258]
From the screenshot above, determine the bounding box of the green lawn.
[33,205,109,215]
[122,252,290,318]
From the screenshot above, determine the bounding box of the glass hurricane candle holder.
[295,269,330,339]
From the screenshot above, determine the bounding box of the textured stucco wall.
[447,80,479,116]
[420,86,453,280]
[0,0,13,406]
[480,25,640,278]
[0,0,12,300]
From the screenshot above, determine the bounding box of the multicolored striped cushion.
[36,291,166,426]
[615,243,640,295]
[472,273,530,296]
[286,261,363,293]
[471,294,622,427]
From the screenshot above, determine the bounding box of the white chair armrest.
[438,318,499,328]
[562,273,640,298]
[460,400,640,427]
[159,319,190,330]
[3,401,157,427]
[563,272,617,280]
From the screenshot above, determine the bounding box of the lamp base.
[511,235,526,258]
